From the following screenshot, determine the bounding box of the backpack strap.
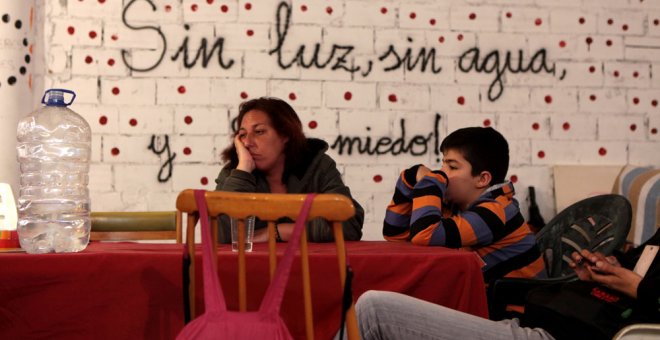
[194,189,228,315]
[259,194,317,314]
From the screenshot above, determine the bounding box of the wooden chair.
[90,211,181,243]
[176,189,360,340]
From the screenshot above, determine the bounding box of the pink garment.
[176,190,316,340]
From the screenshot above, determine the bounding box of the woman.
[215,97,364,242]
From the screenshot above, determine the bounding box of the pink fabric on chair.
[176,190,316,340]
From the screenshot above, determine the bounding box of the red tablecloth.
[0,241,487,339]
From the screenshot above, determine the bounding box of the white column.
[0,0,35,198]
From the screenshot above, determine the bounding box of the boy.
[383,127,545,282]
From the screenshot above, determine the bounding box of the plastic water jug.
[16,89,91,253]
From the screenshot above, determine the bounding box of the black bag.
[522,281,640,340]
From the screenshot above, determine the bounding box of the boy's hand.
[416,165,432,182]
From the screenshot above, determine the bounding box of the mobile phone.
[576,256,597,267]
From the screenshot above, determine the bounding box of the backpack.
[176,190,316,339]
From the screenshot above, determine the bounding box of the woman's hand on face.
[234,133,255,173]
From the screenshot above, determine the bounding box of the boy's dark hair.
[440,127,509,185]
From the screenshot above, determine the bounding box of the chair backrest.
[612,323,660,340]
[536,194,632,278]
[90,211,181,243]
[176,189,359,340]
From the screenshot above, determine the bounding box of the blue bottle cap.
[42,89,76,107]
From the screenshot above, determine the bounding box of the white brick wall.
[37,0,660,241]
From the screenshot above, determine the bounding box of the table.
[0,241,487,339]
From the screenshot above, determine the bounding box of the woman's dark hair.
[440,127,509,185]
[221,97,308,176]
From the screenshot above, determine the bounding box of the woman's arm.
[304,159,364,242]
[215,167,258,192]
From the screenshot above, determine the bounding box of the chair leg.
[332,222,360,340]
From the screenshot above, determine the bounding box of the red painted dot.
[457,34,464,41]
[99,116,108,125]
[191,4,198,11]
[67,26,75,35]
[380,7,387,14]
[613,70,620,77]
[240,91,248,99]
[469,13,476,20]
[559,40,566,48]
[344,91,352,101]
[373,175,383,183]
[652,99,658,107]
[457,96,465,105]
[88,30,97,39]
[589,65,596,73]
[630,124,637,131]
[586,37,593,45]
[429,18,436,26]
[598,147,607,156]
[535,18,542,26]
[633,97,640,105]
[111,34,118,41]
[246,29,254,36]
[506,12,512,18]
[207,0,214,4]
[622,24,628,31]
[85,55,93,64]
[129,118,137,126]
[288,92,296,100]
[107,58,115,66]
[221,5,228,13]
[483,119,491,127]
[184,116,193,124]
[654,19,659,26]
[178,85,186,94]
[183,147,192,155]
[326,6,333,15]
[607,18,613,25]
[532,122,540,130]
[111,147,120,156]
[200,177,208,185]
[510,175,518,183]
[590,94,597,101]
[112,87,120,95]
[98,0,105,3]
[563,122,571,130]
[652,128,658,134]
[633,71,639,78]
[244,3,252,10]
[388,94,397,103]
[165,5,172,12]
[409,12,416,19]
[308,120,318,129]
[300,5,307,12]
[438,36,445,43]
[579,17,585,24]
[537,150,545,158]
[544,95,552,104]
[606,39,612,46]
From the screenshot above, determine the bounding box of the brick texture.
[38,0,660,240]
